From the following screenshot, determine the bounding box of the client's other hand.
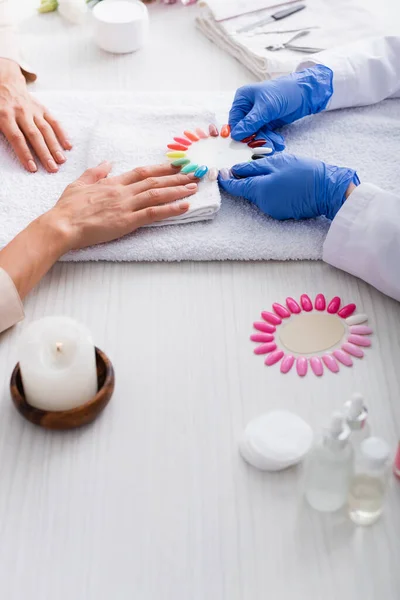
[218,153,359,221]
[49,162,196,251]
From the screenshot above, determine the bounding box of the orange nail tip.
[184,130,200,142]
[220,124,231,138]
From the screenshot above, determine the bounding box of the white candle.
[19,317,98,412]
[92,0,149,54]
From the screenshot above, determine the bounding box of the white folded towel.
[87,107,221,226]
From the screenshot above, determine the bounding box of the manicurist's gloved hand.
[229,65,333,148]
[218,153,359,221]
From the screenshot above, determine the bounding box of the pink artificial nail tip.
[286,297,301,314]
[254,343,277,355]
[253,321,276,334]
[322,354,340,373]
[342,343,364,358]
[327,296,341,313]
[349,325,373,335]
[333,349,353,366]
[174,136,191,146]
[310,356,324,376]
[315,293,326,311]
[348,334,371,347]
[195,128,208,139]
[261,311,282,326]
[272,303,291,319]
[250,333,274,343]
[265,350,284,366]
[300,294,313,312]
[296,357,308,377]
[338,304,356,318]
[280,354,295,374]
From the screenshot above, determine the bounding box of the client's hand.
[229,65,334,150]
[0,58,71,173]
[0,163,196,299]
[219,153,359,221]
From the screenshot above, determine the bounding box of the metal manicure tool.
[236,3,306,35]
[265,29,324,53]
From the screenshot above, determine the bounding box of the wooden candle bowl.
[10,347,115,430]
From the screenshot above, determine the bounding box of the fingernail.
[219,168,231,180]
[64,140,72,150]
[55,151,66,163]
[178,201,190,209]
[48,159,58,172]
[28,160,37,173]
[185,183,197,190]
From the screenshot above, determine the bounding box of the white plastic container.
[344,392,371,450]
[304,413,354,512]
[92,0,149,54]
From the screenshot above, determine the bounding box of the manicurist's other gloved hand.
[218,153,359,221]
[229,65,334,149]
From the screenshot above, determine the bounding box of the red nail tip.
[272,303,290,318]
[250,333,274,343]
[300,294,313,312]
[342,343,364,358]
[338,304,356,318]
[184,130,199,142]
[286,297,301,314]
[327,296,341,314]
[248,139,267,149]
[168,143,189,151]
[310,356,323,376]
[241,134,257,143]
[220,124,231,138]
[280,354,295,374]
[261,311,282,326]
[254,342,277,355]
[322,354,340,373]
[347,334,371,347]
[296,357,308,377]
[253,321,276,334]
[209,124,219,137]
[315,293,326,311]
[265,350,284,366]
[173,137,191,146]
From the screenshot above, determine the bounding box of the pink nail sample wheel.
[250,294,373,377]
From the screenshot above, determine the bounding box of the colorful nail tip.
[241,134,256,144]
[252,155,265,160]
[265,350,284,366]
[296,357,308,377]
[349,325,373,335]
[171,158,190,167]
[250,333,274,343]
[253,147,273,155]
[166,151,186,159]
[286,297,301,314]
[338,304,356,319]
[280,354,295,374]
[174,136,191,146]
[248,139,267,149]
[261,311,282,326]
[167,143,189,151]
[300,294,313,312]
[209,124,219,137]
[194,165,208,179]
[310,356,323,376]
[184,130,200,142]
[347,334,371,347]
[315,293,326,311]
[346,313,368,326]
[220,124,231,138]
[254,342,277,355]
[272,303,290,319]
[253,321,276,334]
[333,349,353,366]
[181,163,198,174]
[195,128,208,139]
[322,354,340,373]
[219,168,231,180]
[342,343,364,358]
[208,167,219,181]
[327,296,341,314]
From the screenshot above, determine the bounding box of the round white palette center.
[187,136,252,170]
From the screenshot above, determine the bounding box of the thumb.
[218,171,257,202]
[232,158,274,178]
[76,161,112,185]
[230,103,265,141]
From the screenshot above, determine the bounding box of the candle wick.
[56,342,63,353]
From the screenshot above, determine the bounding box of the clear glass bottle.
[304,413,354,512]
[343,393,371,450]
[348,436,390,525]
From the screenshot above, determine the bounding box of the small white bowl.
[92,0,149,54]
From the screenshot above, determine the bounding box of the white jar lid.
[360,436,390,467]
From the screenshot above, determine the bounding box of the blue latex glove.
[218,153,360,221]
[229,65,333,145]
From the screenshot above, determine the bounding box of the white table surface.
[1,3,400,599]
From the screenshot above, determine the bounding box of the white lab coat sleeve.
[297,36,400,110]
[323,183,400,302]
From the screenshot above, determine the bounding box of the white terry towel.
[87,107,221,226]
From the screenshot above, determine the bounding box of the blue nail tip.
[194,165,208,179]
